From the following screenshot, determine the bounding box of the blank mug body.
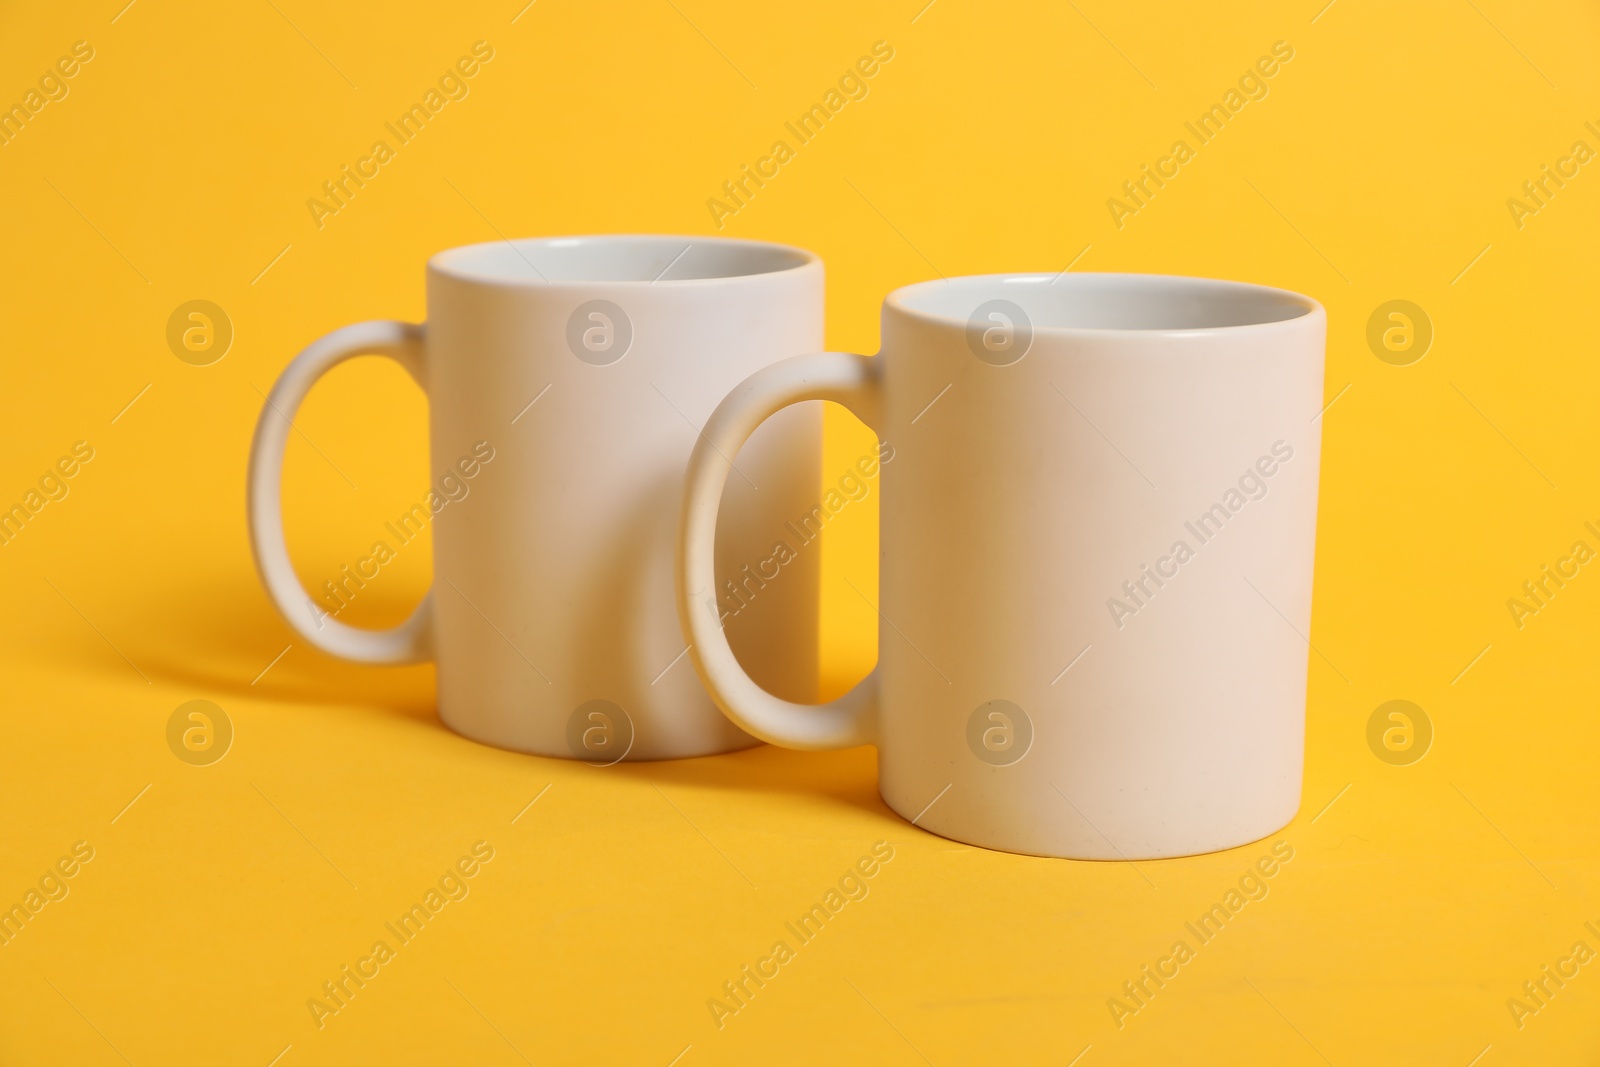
[250,235,824,760]
[679,273,1325,857]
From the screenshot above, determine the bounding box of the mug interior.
[430,235,814,284]
[892,273,1316,332]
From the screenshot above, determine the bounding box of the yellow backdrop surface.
[2,0,1598,1063]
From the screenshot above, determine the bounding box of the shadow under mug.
[679,272,1326,858]
[248,234,827,761]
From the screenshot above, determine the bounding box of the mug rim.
[428,233,820,288]
[885,271,1324,338]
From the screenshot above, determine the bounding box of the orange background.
[2,0,1599,1063]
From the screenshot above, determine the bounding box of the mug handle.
[677,351,882,749]
[247,320,434,664]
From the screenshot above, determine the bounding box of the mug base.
[881,784,1302,861]
[437,706,765,763]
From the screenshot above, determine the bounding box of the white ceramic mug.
[679,273,1325,857]
[249,235,825,760]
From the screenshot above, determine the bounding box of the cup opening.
[429,235,814,285]
[891,273,1318,332]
